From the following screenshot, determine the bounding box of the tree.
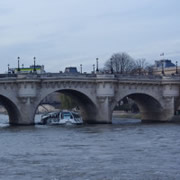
[146,65,154,75]
[132,58,153,75]
[59,94,76,110]
[132,58,149,75]
[104,52,135,74]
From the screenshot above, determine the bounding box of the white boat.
[40,110,83,125]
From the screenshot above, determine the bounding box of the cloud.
[0,0,180,73]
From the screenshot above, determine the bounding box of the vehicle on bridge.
[40,110,83,125]
[64,67,79,74]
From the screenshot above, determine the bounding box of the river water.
[0,114,180,180]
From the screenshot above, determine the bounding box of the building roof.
[155,59,175,68]
[64,67,79,73]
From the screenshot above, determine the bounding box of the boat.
[40,110,83,125]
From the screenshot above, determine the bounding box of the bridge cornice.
[1,75,180,86]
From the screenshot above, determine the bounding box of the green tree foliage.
[59,94,76,110]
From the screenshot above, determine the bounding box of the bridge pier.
[95,75,115,124]
[95,96,112,124]
[15,98,36,125]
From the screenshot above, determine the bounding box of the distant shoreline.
[0,106,7,114]
[113,111,141,119]
[0,106,140,119]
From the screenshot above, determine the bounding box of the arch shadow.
[112,93,163,121]
[35,89,98,123]
[0,95,21,124]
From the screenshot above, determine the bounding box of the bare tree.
[132,58,152,75]
[132,58,148,75]
[104,52,135,74]
[146,65,154,75]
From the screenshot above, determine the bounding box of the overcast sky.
[0,0,180,73]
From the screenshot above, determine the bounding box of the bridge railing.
[115,74,163,80]
[12,73,97,80]
[0,74,17,77]
[1,72,180,81]
[0,73,17,79]
[38,73,97,78]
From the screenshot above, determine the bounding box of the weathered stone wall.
[0,74,179,124]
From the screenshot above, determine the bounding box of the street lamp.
[17,57,20,72]
[33,57,36,72]
[93,64,95,73]
[161,61,164,75]
[80,64,82,74]
[96,58,99,72]
[7,64,10,75]
[176,61,178,74]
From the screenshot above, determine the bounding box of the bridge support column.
[95,75,115,124]
[15,97,36,125]
[96,96,112,124]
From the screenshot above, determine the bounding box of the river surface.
[0,114,180,180]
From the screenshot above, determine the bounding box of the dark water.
[0,115,180,180]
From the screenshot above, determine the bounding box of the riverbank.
[0,106,7,114]
[0,106,141,119]
[113,110,141,119]
[0,104,57,115]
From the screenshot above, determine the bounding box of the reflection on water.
[0,115,180,180]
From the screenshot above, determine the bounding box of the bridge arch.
[112,92,163,122]
[0,95,21,124]
[34,88,98,123]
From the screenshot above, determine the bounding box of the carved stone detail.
[97,96,107,103]
[18,97,28,104]
[103,82,105,88]
[31,83,34,88]
[3,83,7,89]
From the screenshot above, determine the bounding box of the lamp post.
[33,57,36,72]
[176,61,178,74]
[80,64,82,74]
[161,61,165,75]
[8,64,9,72]
[96,58,99,72]
[17,57,20,72]
[93,64,95,73]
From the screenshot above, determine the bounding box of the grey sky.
[0,0,180,73]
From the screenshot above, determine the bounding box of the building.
[41,92,61,109]
[155,59,175,68]
[8,65,45,74]
[153,59,179,75]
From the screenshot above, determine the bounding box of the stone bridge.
[0,73,180,125]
